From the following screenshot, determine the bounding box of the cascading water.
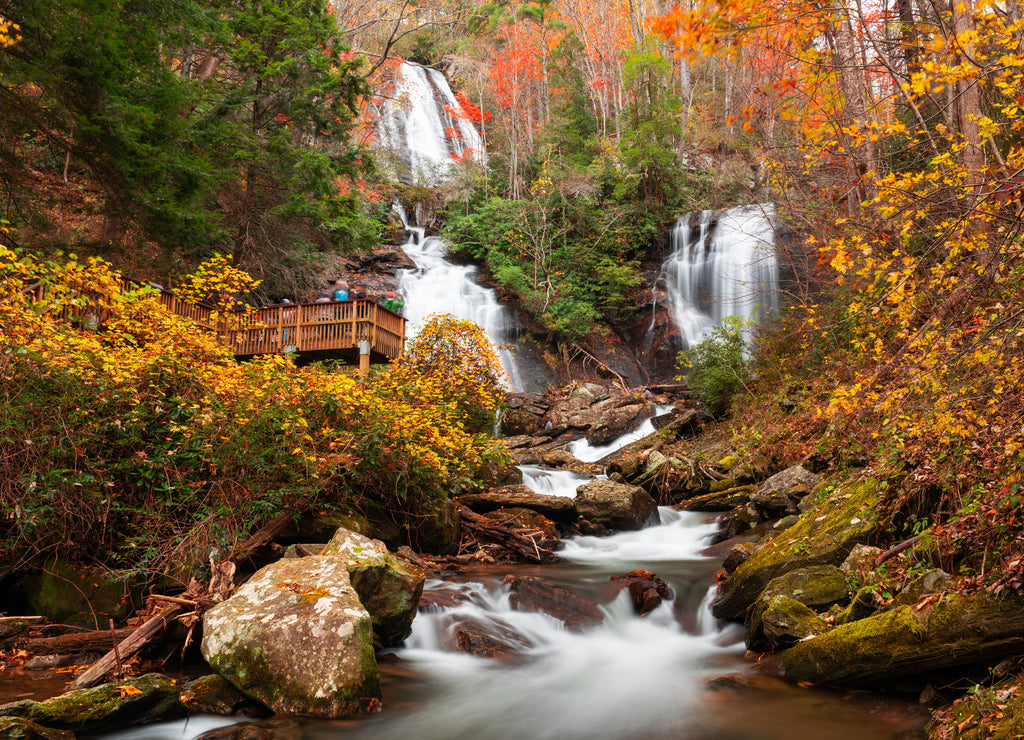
[661,204,779,350]
[376,62,484,184]
[394,217,526,391]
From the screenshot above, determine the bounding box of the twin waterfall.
[379,62,780,388]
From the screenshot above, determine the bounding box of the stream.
[103,450,928,740]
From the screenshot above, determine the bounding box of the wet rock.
[569,382,610,409]
[322,528,425,646]
[779,594,1024,686]
[456,486,579,523]
[201,557,380,718]
[413,498,461,555]
[608,448,672,492]
[502,393,552,436]
[609,570,674,616]
[586,403,650,445]
[0,673,185,735]
[196,717,307,740]
[745,566,850,652]
[540,449,581,468]
[0,717,74,740]
[418,590,471,611]
[750,465,820,517]
[575,479,658,533]
[442,616,534,659]
[722,543,757,574]
[183,675,265,717]
[712,478,881,621]
[760,595,829,651]
[507,576,603,631]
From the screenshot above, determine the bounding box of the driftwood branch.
[68,604,184,690]
[457,505,557,563]
[874,533,926,567]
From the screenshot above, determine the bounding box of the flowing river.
[103,446,928,740]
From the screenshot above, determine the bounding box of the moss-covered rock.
[711,478,880,621]
[779,593,1024,686]
[745,566,850,652]
[201,557,380,718]
[0,673,185,735]
[182,675,264,716]
[0,717,73,740]
[414,498,461,554]
[760,595,829,651]
[750,465,820,517]
[832,585,878,625]
[14,559,144,628]
[321,528,425,647]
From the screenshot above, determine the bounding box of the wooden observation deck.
[28,281,406,369]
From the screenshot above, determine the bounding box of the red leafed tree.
[489,21,542,198]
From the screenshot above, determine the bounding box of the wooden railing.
[24,280,406,364]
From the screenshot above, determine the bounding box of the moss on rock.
[711,478,881,621]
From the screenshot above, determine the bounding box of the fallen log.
[68,604,184,690]
[457,505,559,564]
[16,628,136,656]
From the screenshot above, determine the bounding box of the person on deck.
[333,280,350,301]
[382,291,404,315]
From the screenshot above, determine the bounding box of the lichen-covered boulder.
[745,566,849,652]
[0,718,74,740]
[575,479,658,533]
[760,595,829,651]
[779,593,1024,686]
[712,478,880,621]
[0,673,185,735]
[201,557,380,718]
[321,528,425,647]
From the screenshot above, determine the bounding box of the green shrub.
[679,317,751,417]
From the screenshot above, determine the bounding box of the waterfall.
[397,227,525,390]
[376,62,484,184]
[661,204,779,350]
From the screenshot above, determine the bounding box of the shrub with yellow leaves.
[0,249,508,580]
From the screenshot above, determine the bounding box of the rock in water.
[609,570,675,616]
[575,479,658,533]
[321,528,425,647]
[507,576,603,631]
[201,557,380,718]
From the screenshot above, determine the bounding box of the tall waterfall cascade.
[661,204,779,349]
[396,223,525,390]
[376,62,484,183]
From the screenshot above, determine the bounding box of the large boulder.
[0,673,185,735]
[321,529,425,647]
[575,479,659,533]
[712,478,880,621]
[12,559,144,628]
[745,566,850,652]
[456,486,579,523]
[201,557,380,718]
[586,403,650,445]
[779,594,1024,686]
